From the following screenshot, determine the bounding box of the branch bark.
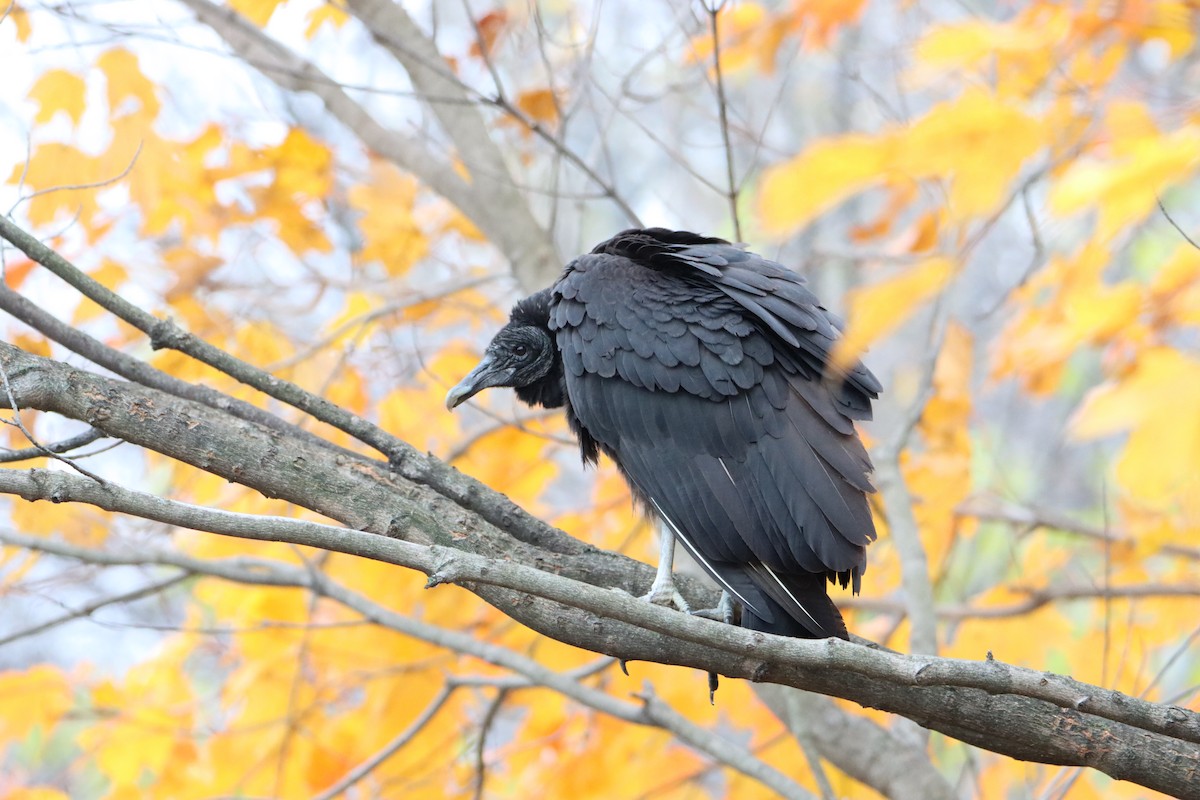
[0,342,1197,798]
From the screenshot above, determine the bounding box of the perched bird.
[446,228,879,640]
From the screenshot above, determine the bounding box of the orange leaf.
[795,0,867,49]
[516,88,559,127]
[3,258,34,289]
[469,10,508,59]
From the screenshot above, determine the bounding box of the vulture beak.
[445,355,513,410]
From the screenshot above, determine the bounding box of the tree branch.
[0,527,811,799]
[0,217,573,561]
[0,348,1194,799]
[755,685,957,800]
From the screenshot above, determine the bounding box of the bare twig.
[0,426,108,463]
[0,274,357,458]
[843,583,1200,621]
[706,1,742,241]
[1157,196,1200,251]
[0,572,190,648]
[470,688,508,800]
[313,686,456,800]
[755,685,957,800]
[956,497,1200,561]
[7,142,144,216]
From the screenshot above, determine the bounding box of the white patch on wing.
[758,562,822,631]
[717,457,735,485]
[649,497,764,616]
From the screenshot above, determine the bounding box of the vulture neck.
[511,289,566,410]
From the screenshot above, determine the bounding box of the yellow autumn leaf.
[129,125,223,237]
[1073,347,1200,507]
[1138,1,1197,58]
[762,90,1043,232]
[10,497,110,545]
[0,665,73,743]
[912,8,1069,97]
[687,2,770,71]
[896,90,1044,219]
[228,0,284,26]
[8,143,102,225]
[760,135,890,233]
[234,320,293,368]
[29,69,88,125]
[270,128,333,198]
[4,2,32,41]
[6,789,71,800]
[1050,114,1200,238]
[1149,244,1200,327]
[305,2,348,37]
[349,160,428,275]
[97,48,160,121]
[916,17,1053,66]
[82,649,198,790]
[835,257,955,364]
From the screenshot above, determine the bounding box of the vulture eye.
[513,344,529,358]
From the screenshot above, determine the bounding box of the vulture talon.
[690,590,736,626]
[642,582,690,614]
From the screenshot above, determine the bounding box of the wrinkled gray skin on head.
[444,306,563,411]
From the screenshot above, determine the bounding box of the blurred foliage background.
[0,0,1198,797]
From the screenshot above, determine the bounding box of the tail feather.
[740,566,849,639]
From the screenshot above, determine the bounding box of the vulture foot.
[642,570,691,614]
[690,591,736,626]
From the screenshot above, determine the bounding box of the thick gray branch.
[756,686,957,800]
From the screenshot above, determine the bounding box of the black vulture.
[446,228,880,640]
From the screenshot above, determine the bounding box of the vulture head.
[445,289,565,411]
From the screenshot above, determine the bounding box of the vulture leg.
[642,523,691,613]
